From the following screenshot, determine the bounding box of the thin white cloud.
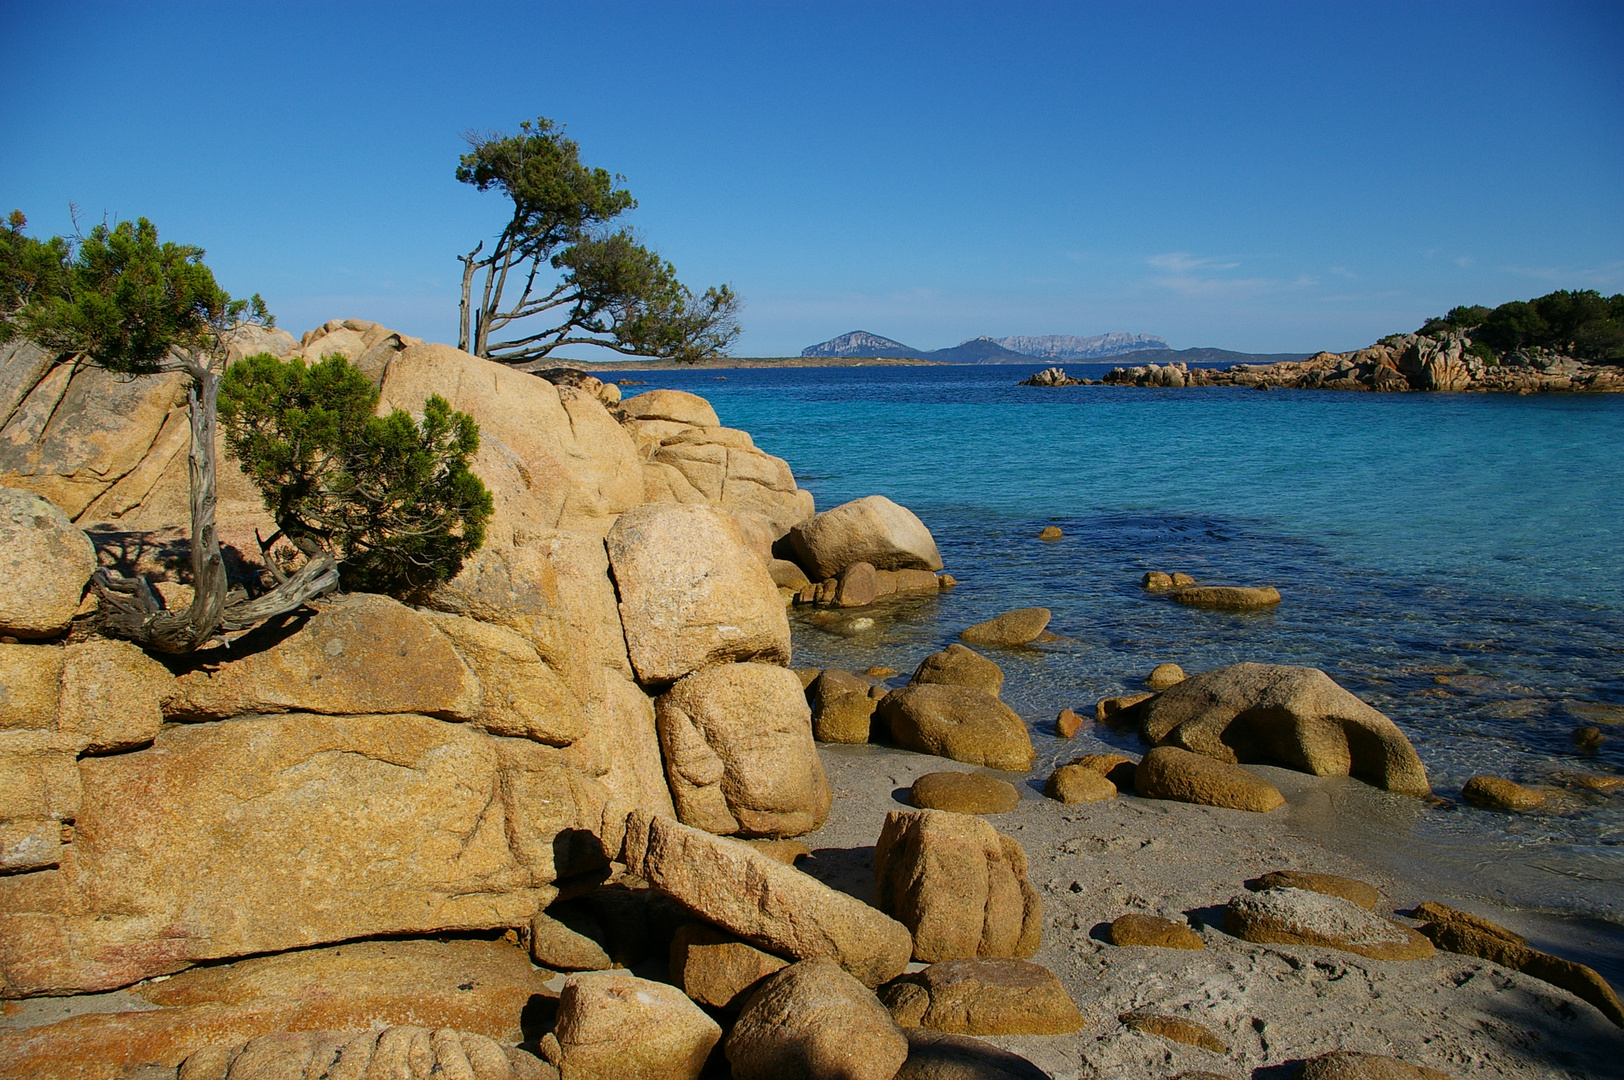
[1146,252,1240,273]
[1497,261,1624,288]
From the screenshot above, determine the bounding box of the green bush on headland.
[1418,289,1624,364]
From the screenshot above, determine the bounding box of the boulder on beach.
[894,1029,1049,1080]
[1170,585,1281,610]
[1095,692,1153,724]
[1294,1050,1454,1080]
[530,908,614,971]
[1225,887,1435,961]
[910,643,1005,696]
[1065,752,1137,792]
[624,811,913,987]
[0,487,96,639]
[656,662,831,837]
[1044,763,1117,804]
[958,607,1051,647]
[874,809,1042,963]
[910,771,1021,814]
[725,958,909,1080]
[1135,745,1285,812]
[1145,662,1187,690]
[1248,870,1380,910]
[1119,1011,1229,1054]
[1136,662,1431,795]
[787,495,943,581]
[876,684,1035,771]
[810,668,879,744]
[1106,913,1205,950]
[880,958,1084,1035]
[1462,774,1545,811]
[546,970,721,1080]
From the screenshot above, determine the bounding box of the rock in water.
[1044,764,1118,804]
[1054,708,1083,737]
[895,1029,1049,1080]
[958,608,1051,647]
[909,771,1021,814]
[874,809,1041,962]
[879,958,1083,1034]
[549,971,721,1080]
[725,958,909,1080]
[1461,775,1545,811]
[1145,662,1187,690]
[1105,914,1205,950]
[1294,1050,1454,1080]
[1135,745,1285,812]
[0,487,96,639]
[623,811,912,987]
[606,503,790,685]
[655,662,831,837]
[1095,692,1153,724]
[1224,887,1435,961]
[1248,870,1380,910]
[1136,662,1431,795]
[810,668,880,744]
[1038,525,1063,540]
[910,643,1005,696]
[787,495,944,581]
[877,684,1035,771]
[1169,585,1281,610]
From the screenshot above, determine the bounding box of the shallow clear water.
[617,364,1624,923]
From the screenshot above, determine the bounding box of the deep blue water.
[615,363,1624,920]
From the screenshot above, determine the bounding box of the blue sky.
[4,1,1620,356]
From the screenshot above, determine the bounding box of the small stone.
[1066,753,1137,792]
[1054,708,1082,737]
[1105,914,1204,950]
[1044,764,1117,804]
[669,923,790,1010]
[880,958,1083,1035]
[1169,585,1281,610]
[1572,726,1605,752]
[1295,1050,1454,1080]
[1224,887,1434,961]
[1462,775,1544,812]
[1145,662,1187,690]
[1119,1012,1228,1054]
[1248,871,1380,910]
[910,772,1021,814]
[1094,692,1153,725]
[1142,571,1174,590]
[1135,746,1285,813]
[1554,769,1623,793]
[894,1029,1048,1080]
[911,644,1004,697]
[725,958,909,1080]
[867,666,897,678]
[958,608,1051,648]
[1038,526,1063,540]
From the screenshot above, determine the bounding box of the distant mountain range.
[801,330,1171,363]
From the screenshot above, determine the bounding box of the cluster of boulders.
[1142,569,1281,611]
[1099,332,1624,393]
[1016,366,1090,387]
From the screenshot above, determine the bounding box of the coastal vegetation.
[1417,289,1624,364]
[455,117,740,365]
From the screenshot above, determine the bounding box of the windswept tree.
[1,213,338,652]
[456,117,740,364]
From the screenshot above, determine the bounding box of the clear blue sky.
[4,1,1620,356]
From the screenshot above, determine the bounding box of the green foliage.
[1419,290,1624,363]
[219,352,494,597]
[457,116,741,363]
[1,214,269,372]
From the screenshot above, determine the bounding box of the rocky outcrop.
[1017,367,1084,387]
[623,811,913,987]
[725,959,909,1080]
[607,503,790,685]
[180,1027,553,1080]
[1103,331,1624,394]
[544,971,721,1080]
[787,495,943,580]
[0,488,95,638]
[655,662,830,837]
[1133,663,1430,795]
[873,809,1041,963]
[876,684,1035,772]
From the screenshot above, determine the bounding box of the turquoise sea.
[615,363,1624,952]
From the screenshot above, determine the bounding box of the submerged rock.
[1170,585,1281,610]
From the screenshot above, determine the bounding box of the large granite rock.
[0,714,620,996]
[606,503,790,685]
[655,662,830,837]
[546,971,721,1080]
[874,809,1041,962]
[876,685,1034,772]
[423,612,587,745]
[1135,663,1430,795]
[57,638,172,754]
[642,426,815,538]
[910,644,1004,696]
[787,495,943,580]
[0,939,552,1080]
[1224,887,1435,961]
[623,811,912,986]
[0,487,96,638]
[725,958,909,1080]
[880,958,1082,1035]
[958,608,1050,648]
[1135,745,1285,812]
[810,668,880,744]
[179,1026,551,1080]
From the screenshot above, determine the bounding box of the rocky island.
[0,321,1618,1080]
